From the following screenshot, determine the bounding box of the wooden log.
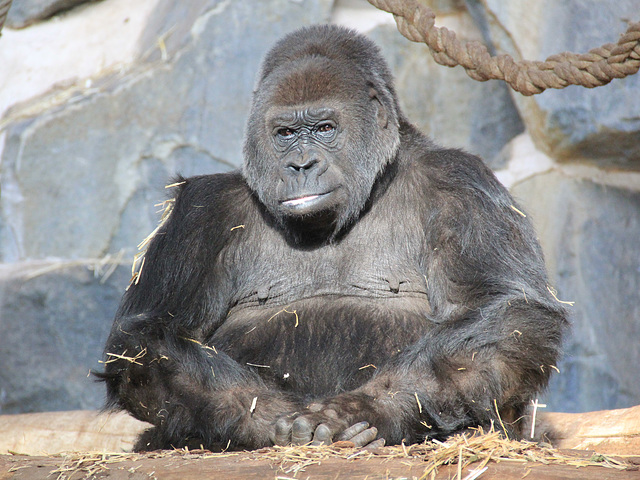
[0,410,147,455]
[1,449,639,480]
[1,406,640,455]
[1,408,639,480]
[0,406,638,456]
[532,404,640,455]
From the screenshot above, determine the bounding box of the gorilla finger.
[322,408,338,419]
[311,423,333,446]
[349,426,378,448]
[273,417,292,446]
[363,437,386,451]
[334,421,369,442]
[291,417,314,445]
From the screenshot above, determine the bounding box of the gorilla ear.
[369,87,389,129]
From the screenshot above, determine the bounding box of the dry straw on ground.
[256,429,632,478]
[40,429,633,480]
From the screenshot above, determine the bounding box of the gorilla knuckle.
[275,417,292,435]
[292,416,313,435]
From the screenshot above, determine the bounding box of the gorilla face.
[267,104,348,219]
[243,26,401,241]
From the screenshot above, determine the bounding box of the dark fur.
[99,25,568,451]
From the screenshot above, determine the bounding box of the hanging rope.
[0,0,12,36]
[367,0,640,96]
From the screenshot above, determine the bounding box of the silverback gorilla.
[100,25,568,451]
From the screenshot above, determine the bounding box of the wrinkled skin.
[98,25,568,452]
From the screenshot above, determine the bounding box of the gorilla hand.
[272,401,385,448]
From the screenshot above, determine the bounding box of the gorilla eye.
[316,123,335,133]
[277,128,295,138]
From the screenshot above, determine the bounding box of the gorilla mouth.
[280,192,336,216]
[282,194,322,207]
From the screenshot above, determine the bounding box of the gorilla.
[99,25,568,451]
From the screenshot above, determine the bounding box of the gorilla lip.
[283,194,322,207]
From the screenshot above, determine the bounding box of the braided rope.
[367,0,640,96]
[0,0,13,36]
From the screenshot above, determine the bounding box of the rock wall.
[0,0,638,414]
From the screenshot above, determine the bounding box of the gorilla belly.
[211,295,432,399]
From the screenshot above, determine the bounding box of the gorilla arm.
[274,153,568,446]
[100,175,299,450]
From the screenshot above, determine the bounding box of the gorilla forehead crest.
[267,58,361,106]
[257,25,398,107]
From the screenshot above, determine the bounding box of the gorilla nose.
[287,157,318,173]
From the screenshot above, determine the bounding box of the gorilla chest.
[226,229,429,307]
[213,228,432,397]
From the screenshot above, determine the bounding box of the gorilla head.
[243,25,402,240]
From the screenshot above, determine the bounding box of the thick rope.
[0,0,13,36]
[367,0,640,96]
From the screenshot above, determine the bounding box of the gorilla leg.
[274,297,564,445]
[100,314,300,450]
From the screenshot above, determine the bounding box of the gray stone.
[423,0,467,14]
[512,171,640,412]
[368,23,524,169]
[0,0,334,414]
[6,0,91,28]
[473,0,640,168]
[3,0,638,418]
[0,0,333,262]
[0,0,10,34]
[0,261,130,413]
